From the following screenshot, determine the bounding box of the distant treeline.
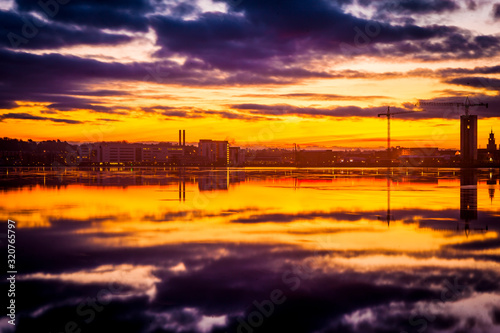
[0,138,75,152]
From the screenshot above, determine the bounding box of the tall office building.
[487,129,497,152]
[229,147,245,166]
[460,115,477,164]
[198,140,229,165]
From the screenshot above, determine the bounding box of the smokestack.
[179,130,181,146]
[183,130,186,147]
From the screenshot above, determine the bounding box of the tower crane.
[377,107,416,162]
[376,106,418,227]
[417,96,488,116]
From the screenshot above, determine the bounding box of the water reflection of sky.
[1,168,499,333]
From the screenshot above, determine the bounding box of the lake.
[1,167,499,333]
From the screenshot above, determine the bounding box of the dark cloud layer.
[0,112,83,124]
[438,64,500,75]
[446,76,500,91]
[230,102,492,120]
[0,0,499,122]
[0,49,192,111]
[238,93,391,101]
[0,49,342,116]
[46,103,130,115]
[358,0,461,14]
[14,0,152,32]
[494,3,500,19]
[142,105,270,121]
[1,44,498,121]
[0,10,132,49]
[231,87,500,119]
[150,0,486,71]
[2,0,498,67]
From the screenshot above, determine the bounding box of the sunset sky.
[1,0,499,149]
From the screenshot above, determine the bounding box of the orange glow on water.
[2,170,497,254]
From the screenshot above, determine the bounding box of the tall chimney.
[179,130,181,146]
[183,130,186,147]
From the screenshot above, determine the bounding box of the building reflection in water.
[487,169,497,204]
[460,169,478,223]
[198,170,228,191]
[177,168,187,202]
[198,170,245,191]
[459,169,489,237]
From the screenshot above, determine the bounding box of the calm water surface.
[1,167,500,333]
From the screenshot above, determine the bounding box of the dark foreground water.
[1,167,500,333]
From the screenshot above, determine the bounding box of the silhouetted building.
[460,115,477,164]
[399,147,439,156]
[77,144,97,163]
[246,148,293,166]
[141,144,184,163]
[84,142,185,164]
[98,143,139,163]
[478,129,499,164]
[229,147,245,166]
[296,150,337,166]
[397,147,441,166]
[198,140,229,165]
[487,129,497,152]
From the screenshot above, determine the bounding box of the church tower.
[487,129,497,152]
